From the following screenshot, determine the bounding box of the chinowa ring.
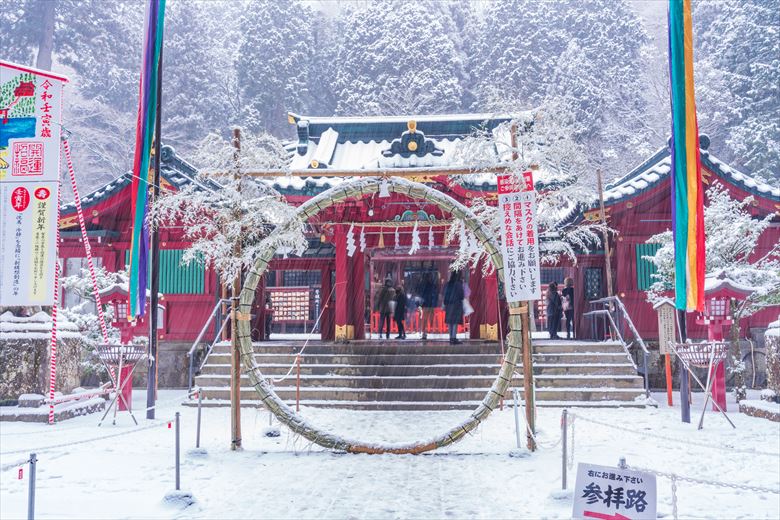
[236,176,525,454]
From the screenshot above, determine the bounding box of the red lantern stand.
[96,344,147,426]
[696,277,755,412]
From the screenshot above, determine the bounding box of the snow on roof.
[290,112,518,126]
[601,137,779,207]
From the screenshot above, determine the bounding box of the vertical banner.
[0,61,67,306]
[497,171,540,303]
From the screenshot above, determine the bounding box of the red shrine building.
[58,114,779,348]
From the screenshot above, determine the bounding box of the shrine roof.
[59,145,220,216]
[601,135,779,206]
[286,112,515,170]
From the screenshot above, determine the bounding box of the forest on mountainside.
[3,0,777,190]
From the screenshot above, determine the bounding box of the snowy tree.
[149,131,307,284]
[644,182,780,400]
[235,1,317,135]
[449,102,607,274]
[694,0,780,182]
[331,1,465,116]
[469,0,652,174]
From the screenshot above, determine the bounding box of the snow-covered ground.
[1,390,778,519]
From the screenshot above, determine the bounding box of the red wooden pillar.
[320,263,334,341]
[469,264,484,339]
[334,226,351,340]
[483,267,499,340]
[350,248,366,340]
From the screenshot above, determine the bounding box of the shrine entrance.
[368,250,468,338]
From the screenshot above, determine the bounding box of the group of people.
[374,271,467,344]
[545,277,575,340]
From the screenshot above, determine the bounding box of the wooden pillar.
[320,264,333,341]
[469,265,484,340]
[483,268,499,341]
[350,248,365,340]
[334,226,351,340]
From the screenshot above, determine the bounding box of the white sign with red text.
[497,171,540,302]
[0,61,67,305]
[572,462,657,520]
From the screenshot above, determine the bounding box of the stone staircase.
[189,339,646,410]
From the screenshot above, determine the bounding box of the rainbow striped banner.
[668,0,705,312]
[128,0,166,319]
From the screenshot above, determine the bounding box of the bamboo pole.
[596,168,614,298]
[236,165,511,178]
[230,128,242,450]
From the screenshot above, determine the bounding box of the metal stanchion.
[561,410,568,490]
[175,412,181,491]
[512,389,522,449]
[27,453,37,520]
[196,391,202,449]
[296,355,301,413]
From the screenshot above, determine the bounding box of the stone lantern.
[696,273,755,411]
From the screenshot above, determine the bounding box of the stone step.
[197,385,645,403]
[194,373,644,390]
[182,398,647,410]
[207,352,509,365]
[532,352,632,364]
[198,362,638,377]
[206,340,622,356]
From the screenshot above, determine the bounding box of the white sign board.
[572,462,657,520]
[0,61,67,306]
[497,172,541,303]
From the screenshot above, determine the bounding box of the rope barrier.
[47,186,62,425]
[268,282,344,384]
[0,418,175,456]
[632,465,780,495]
[568,412,780,458]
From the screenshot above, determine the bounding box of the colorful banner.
[0,61,67,306]
[498,171,540,303]
[668,0,705,312]
[128,0,166,318]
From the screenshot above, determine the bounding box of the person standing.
[419,272,439,340]
[394,285,407,339]
[562,277,575,340]
[546,281,563,340]
[443,271,465,344]
[375,278,395,339]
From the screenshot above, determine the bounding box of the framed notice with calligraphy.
[497,171,541,303]
[0,61,67,305]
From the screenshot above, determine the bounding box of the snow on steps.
[192,339,646,410]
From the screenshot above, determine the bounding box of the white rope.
[0,418,175,456]
[269,282,343,384]
[568,412,780,458]
[513,387,562,450]
[628,464,780,495]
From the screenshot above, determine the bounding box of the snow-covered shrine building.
[58,114,779,361]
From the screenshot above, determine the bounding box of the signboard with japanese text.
[497,171,541,302]
[572,462,657,520]
[0,61,67,305]
[655,300,676,355]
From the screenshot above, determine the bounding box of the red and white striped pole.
[62,140,110,346]
[48,184,62,425]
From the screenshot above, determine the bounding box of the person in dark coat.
[394,285,407,339]
[375,278,395,339]
[546,281,563,340]
[562,277,575,340]
[418,272,439,340]
[443,271,465,344]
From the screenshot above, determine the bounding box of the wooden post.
[520,302,536,451]
[596,168,614,298]
[511,122,536,451]
[230,127,242,450]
